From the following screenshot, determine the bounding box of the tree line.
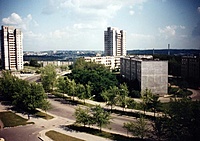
[0,71,49,114]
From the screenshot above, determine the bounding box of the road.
[0,95,137,141]
[47,96,136,135]
[24,74,41,82]
[0,123,42,141]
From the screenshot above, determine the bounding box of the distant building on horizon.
[104,27,126,56]
[0,26,23,70]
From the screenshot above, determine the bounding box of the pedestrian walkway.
[0,102,113,141]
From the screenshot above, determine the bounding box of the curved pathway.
[188,88,200,101]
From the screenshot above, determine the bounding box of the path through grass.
[46,130,85,141]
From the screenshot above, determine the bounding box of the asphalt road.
[0,124,42,141]
[24,74,41,82]
[47,96,136,135]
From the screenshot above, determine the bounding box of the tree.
[65,77,77,101]
[123,122,133,136]
[85,83,92,100]
[92,105,111,131]
[60,65,69,71]
[41,100,51,113]
[75,107,92,127]
[0,71,16,99]
[163,98,200,141]
[149,94,161,117]
[101,86,119,111]
[0,71,48,116]
[123,116,149,139]
[41,65,57,92]
[57,77,67,97]
[30,59,41,67]
[141,88,153,115]
[151,117,166,141]
[119,83,129,111]
[70,58,118,101]
[76,83,86,103]
[25,82,47,112]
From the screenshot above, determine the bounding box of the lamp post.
[121,89,127,111]
[89,95,95,100]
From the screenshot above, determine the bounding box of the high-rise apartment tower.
[104,27,126,56]
[0,26,23,70]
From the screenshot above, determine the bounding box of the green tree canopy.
[101,86,119,111]
[75,107,92,127]
[70,58,117,101]
[92,105,111,131]
[0,71,48,113]
[123,116,149,139]
[41,65,57,92]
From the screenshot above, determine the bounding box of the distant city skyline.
[0,0,200,51]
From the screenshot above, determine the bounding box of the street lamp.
[121,89,127,111]
[89,95,95,100]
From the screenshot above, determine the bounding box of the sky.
[0,0,200,51]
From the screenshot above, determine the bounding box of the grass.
[46,130,85,141]
[66,124,149,141]
[0,111,34,127]
[51,92,94,107]
[34,110,54,120]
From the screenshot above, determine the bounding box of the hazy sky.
[0,0,200,51]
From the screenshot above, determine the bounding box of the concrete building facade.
[120,56,168,95]
[84,56,121,70]
[181,56,200,86]
[0,26,23,70]
[104,27,126,56]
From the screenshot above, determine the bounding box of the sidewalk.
[39,127,112,141]
[69,95,163,117]
[0,102,113,141]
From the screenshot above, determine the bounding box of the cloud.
[49,30,66,39]
[180,25,185,29]
[25,31,44,40]
[42,0,59,14]
[159,25,176,36]
[2,13,38,30]
[158,25,185,39]
[129,10,135,15]
[130,33,155,40]
[129,33,155,49]
[2,13,22,25]
[138,5,143,10]
[198,7,200,13]
[192,21,200,37]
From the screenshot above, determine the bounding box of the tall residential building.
[104,27,126,56]
[0,26,23,70]
[120,56,168,95]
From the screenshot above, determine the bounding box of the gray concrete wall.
[141,61,168,95]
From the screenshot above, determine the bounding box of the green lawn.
[34,110,54,120]
[46,130,85,141]
[0,111,34,127]
[67,124,146,141]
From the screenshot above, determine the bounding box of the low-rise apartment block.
[84,56,121,70]
[181,56,200,86]
[120,56,168,95]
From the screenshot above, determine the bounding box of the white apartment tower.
[104,27,126,56]
[0,26,24,70]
